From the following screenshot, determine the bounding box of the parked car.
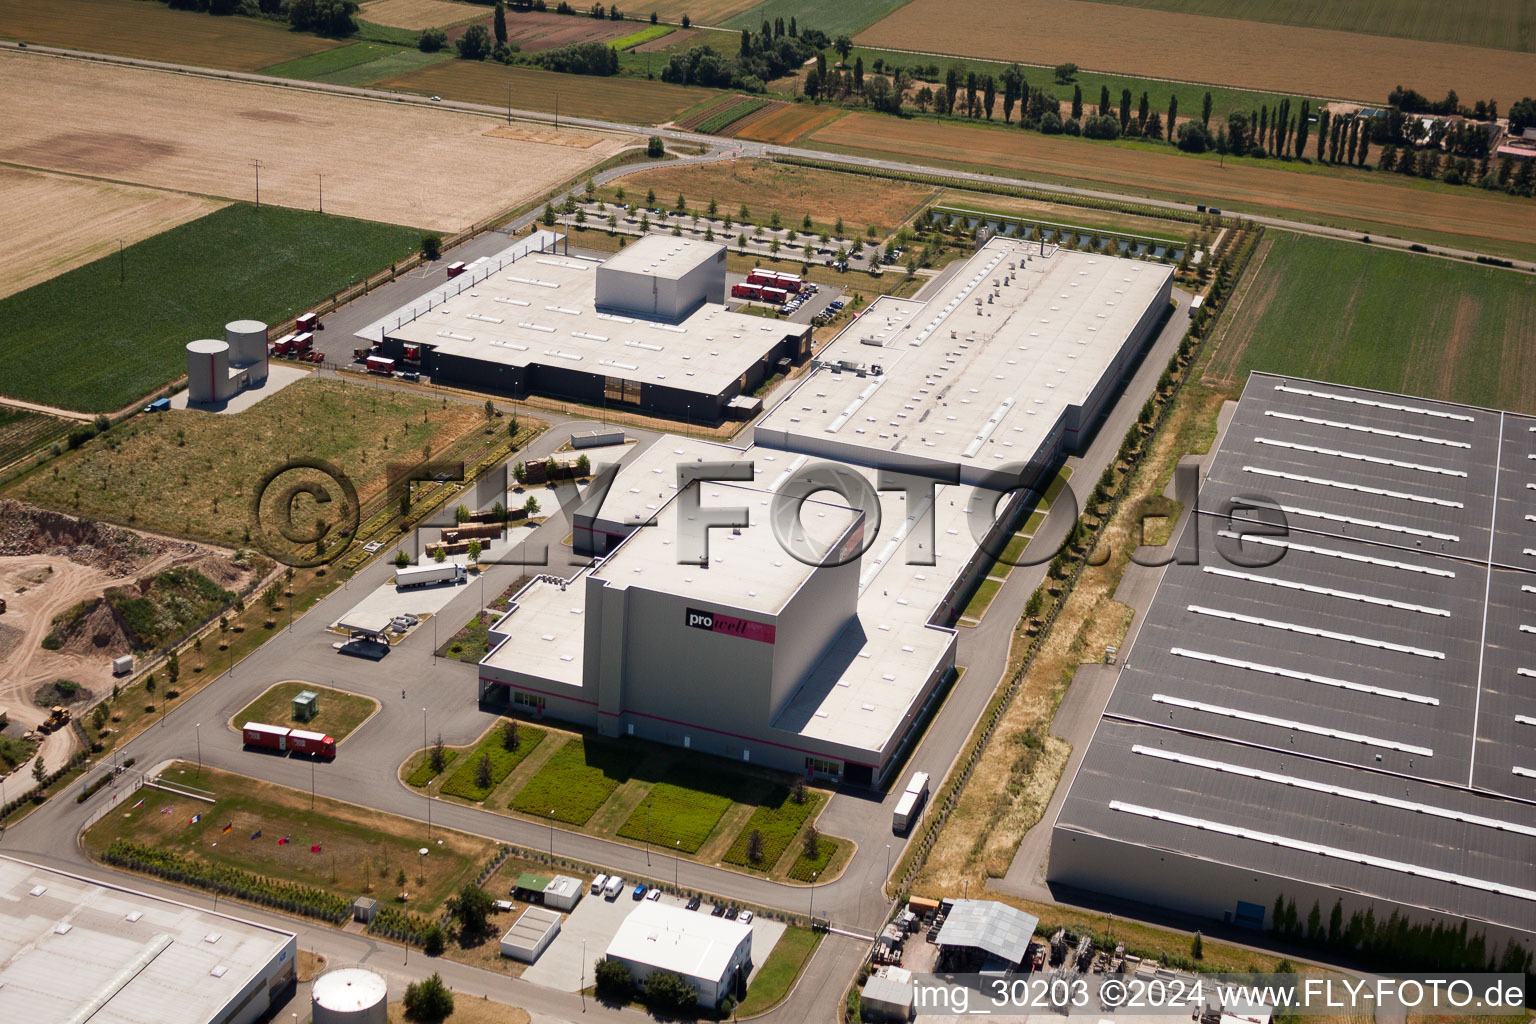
[740,910,754,924]
[633,883,648,900]
[711,903,726,916]
[686,896,702,911]
[724,906,739,920]
[646,888,662,901]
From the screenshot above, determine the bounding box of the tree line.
[148,0,361,35]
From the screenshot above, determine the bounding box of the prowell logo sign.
[685,608,776,644]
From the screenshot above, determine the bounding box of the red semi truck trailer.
[241,721,336,758]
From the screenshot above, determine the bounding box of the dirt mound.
[0,621,22,661]
[51,598,133,658]
[177,550,248,591]
[0,498,180,576]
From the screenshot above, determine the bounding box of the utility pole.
[252,159,262,208]
[555,92,559,132]
[507,83,512,125]
[317,173,323,214]
[118,240,124,285]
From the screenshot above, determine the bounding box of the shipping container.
[395,564,467,588]
[290,332,313,355]
[446,261,468,278]
[295,312,318,332]
[731,282,763,300]
[366,355,396,374]
[112,655,135,676]
[273,332,297,356]
[242,722,289,751]
[760,286,788,304]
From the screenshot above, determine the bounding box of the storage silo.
[186,338,232,404]
[311,966,388,1024]
[225,319,269,385]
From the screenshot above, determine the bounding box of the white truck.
[394,564,467,589]
[603,876,625,900]
[892,770,930,833]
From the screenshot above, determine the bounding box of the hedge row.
[103,839,350,923]
[773,156,1210,225]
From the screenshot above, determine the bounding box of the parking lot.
[723,271,843,325]
[521,882,786,993]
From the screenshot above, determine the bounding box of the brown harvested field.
[359,0,478,29]
[717,100,790,137]
[483,124,602,147]
[642,0,759,25]
[607,158,937,233]
[856,0,1536,106]
[501,9,635,49]
[0,0,342,71]
[735,103,844,145]
[812,112,1536,252]
[0,167,226,299]
[379,57,710,124]
[0,51,629,232]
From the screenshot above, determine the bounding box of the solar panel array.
[1055,372,1536,935]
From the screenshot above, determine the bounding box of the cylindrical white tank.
[225,319,269,384]
[186,339,230,405]
[311,967,388,1024]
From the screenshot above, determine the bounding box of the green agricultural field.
[1205,234,1536,411]
[845,45,1312,124]
[260,41,450,86]
[611,24,673,49]
[438,722,546,801]
[233,683,377,741]
[1082,0,1533,52]
[0,408,72,471]
[723,0,913,37]
[0,205,419,412]
[722,786,824,871]
[84,763,492,913]
[698,97,767,134]
[510,737,644,825]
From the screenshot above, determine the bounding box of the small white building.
[501,907,562,962]
[605,901,752,1008]
[543,874,583,911]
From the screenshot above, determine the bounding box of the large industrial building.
[0,855,298,1024]
[363,234,811,423]
[478,238,1174,786]
[1051,372,1536,949]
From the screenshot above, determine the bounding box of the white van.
[591,873,608,895]
[603,876,624,899]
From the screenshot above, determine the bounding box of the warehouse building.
[1051,372,1536,949]
[605,901,752,1008]
[501,908,562,963]
[480,239,1175,786]
[755,237,1174,487]
[0,855,298,1024]
[364,235,811,424]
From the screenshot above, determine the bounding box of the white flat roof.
[606,901,750,981]
[600,234,720,278]
[484,575,586,686]
[0,856,295,1024]
[377,236,799,397]
[757,237,1171,468]
[590,479,858,615]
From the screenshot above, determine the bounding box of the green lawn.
[510,737,645,825]
[960,576,1002,619]
[723,0,912,36]
[440,613,490,662]
[844,46,1314,125]
[786,833,844,881]
[611,24,673,49]
[438,722,546,801]
[261,42,451,86]
[233,683,377,741]
[1207,233,1536,412]
[405,748,460,787]
[721,787,823,871]
[736,927,823,1015]
[616,780,733,854]
[0,205,420,412]
[84,763,491,913]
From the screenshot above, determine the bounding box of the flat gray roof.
[0,855,295,1024]
[756,238,1171,471]
[1056,372,1536,934]
[373,236,800,397]
[935,899,1039,963]
[600,233,720,278]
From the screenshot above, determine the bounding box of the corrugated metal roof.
[935,900,1038,964]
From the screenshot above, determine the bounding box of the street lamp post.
[674,840,680,888]
[885,843,891,883]
[423,708,431,838]
[581,938,587,1012]
[809,871,818,920]
[310,757,316,809]
[196,723,202,777]
[645,800,652,866]
[549,811,555,857]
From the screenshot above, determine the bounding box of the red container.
[242,722,288,751]
[287,729,336,758]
